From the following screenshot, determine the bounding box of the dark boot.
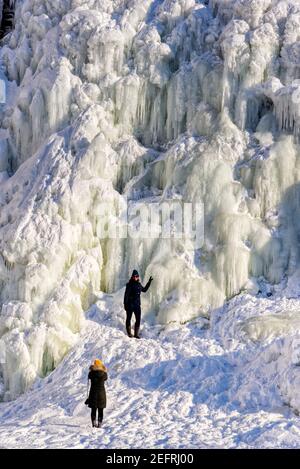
[98,421,102,428]
[134,325,141,339]
[126,325,133,337]
[92,420,97,428]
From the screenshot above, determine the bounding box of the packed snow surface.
[0,0,300,422]
[0,292,300,449]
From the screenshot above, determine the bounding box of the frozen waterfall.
[1,0,300,400]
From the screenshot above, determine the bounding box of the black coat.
[88,367,107,409]
[124,278,152,311]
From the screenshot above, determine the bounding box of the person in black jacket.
[123,269,153,339]
[87,359,107,428]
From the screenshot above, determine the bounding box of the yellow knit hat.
[93,359,107,372]
[94,359,103,367]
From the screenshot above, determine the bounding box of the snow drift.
[1,0,300,400]
[1,293,300,448]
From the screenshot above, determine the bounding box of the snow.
[0,291,300,448]
[0,0,299,439]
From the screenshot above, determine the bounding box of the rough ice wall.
[1,0,300,398]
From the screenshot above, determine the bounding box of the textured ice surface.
[1,0,300,399]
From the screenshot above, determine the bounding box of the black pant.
[126,306,141,330]
[91,407,104,423]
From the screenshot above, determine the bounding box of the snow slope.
[0,290,300,449]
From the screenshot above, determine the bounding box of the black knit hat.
[132,269,139,277]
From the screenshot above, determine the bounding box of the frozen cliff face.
[1,0,300,399]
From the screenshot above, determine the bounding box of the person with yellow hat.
[86,359,108,428]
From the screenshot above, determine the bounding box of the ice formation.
[1,0,300,399]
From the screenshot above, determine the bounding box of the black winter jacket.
[88,366,107,409]
[123,278,152,311]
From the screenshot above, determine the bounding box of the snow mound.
[0,293,300,448]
